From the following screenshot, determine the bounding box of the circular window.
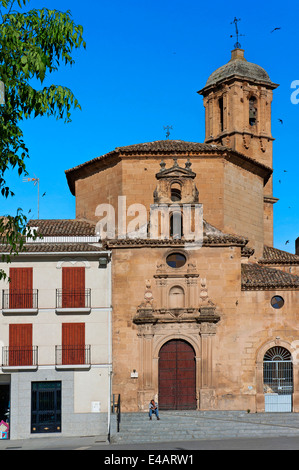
[166,253,186,268]
[271,295,284,309]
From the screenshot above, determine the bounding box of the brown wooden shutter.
[9,268,33,308]
[62,323,85,364]
[62,267,85,308]
[9,324,32,366]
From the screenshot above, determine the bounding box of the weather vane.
[230,17,245,49]
[163,125,173,139]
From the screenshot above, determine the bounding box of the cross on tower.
[163,125,173,139]
[230,17,245,49]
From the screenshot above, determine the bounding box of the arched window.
[249,96,257,126]
[171,182,182,202]
[170,211,183,239]
[169,286,185,308]
[263,346,293,395]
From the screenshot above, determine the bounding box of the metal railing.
[55,345,91,366]
[2,289,38,309]
[263,360,293,395]
[55,289,91,309]
[2,346,38,367]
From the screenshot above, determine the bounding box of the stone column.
[199,321,217,409]
[256,362,265,412]
[137,325,155,410]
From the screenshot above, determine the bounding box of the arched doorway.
[263,346,293,412]
[158,339,196,410]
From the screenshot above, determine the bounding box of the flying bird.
[271,27,281,33]
[278,119,283,124]
[285,240,289,245]
[42,192,46,197]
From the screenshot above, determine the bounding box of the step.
[110,411,299,444]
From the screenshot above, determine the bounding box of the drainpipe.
[99,251,112,439]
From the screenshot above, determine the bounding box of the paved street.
[2,410,299,452]
[1,434,299,451]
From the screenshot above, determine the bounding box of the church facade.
[65,47,299,414]
[1,46,299,442]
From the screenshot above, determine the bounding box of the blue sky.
[1,0,299,253]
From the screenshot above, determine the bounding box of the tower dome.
[203,49,275,90]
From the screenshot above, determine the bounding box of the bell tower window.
[219,97,224,132]
[249,96,257,126]
[171,182,182,202]
[170,211,183,239]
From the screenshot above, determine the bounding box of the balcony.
[55,289,91,314]
[2,346,38,370]
[55,345,91,369]
[2,289,39,314]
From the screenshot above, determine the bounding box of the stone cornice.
[133,306,220,325]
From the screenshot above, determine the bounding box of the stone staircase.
[110,410,299,444]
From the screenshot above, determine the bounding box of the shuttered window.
[62,323,85,365]
[9,268,33,308]
[62,267,85,308]
[9,324,33,366]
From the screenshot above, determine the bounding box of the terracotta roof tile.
[242,263,299,290]
[27,219,97,237]
[259,246,299,265]
[0,243,103,254]
[65,139,272,195]
[115,140,227,153]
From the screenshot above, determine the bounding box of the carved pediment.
[156,158,196,180]
[134,269,220,326]
[154,158,199,204]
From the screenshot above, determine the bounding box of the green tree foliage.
[0,0,86,279]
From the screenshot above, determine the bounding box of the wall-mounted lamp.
[98,256,110,268]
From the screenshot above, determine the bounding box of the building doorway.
[263,346,293,412]
[31,381,61,433]
[158,339,196,410]
[0,384,10,439]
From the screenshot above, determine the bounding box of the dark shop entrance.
[0,380,10,439]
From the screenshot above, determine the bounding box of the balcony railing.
[2,346,38,367]
[55,289,91,309]
[55,345,91,366]
[2,289,38,310]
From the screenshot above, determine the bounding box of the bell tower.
[198,47,279,246]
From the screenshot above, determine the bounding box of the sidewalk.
[0,433,109,450]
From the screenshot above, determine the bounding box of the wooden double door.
[158,339,196,410]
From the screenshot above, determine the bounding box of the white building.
[0,219,112,440]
